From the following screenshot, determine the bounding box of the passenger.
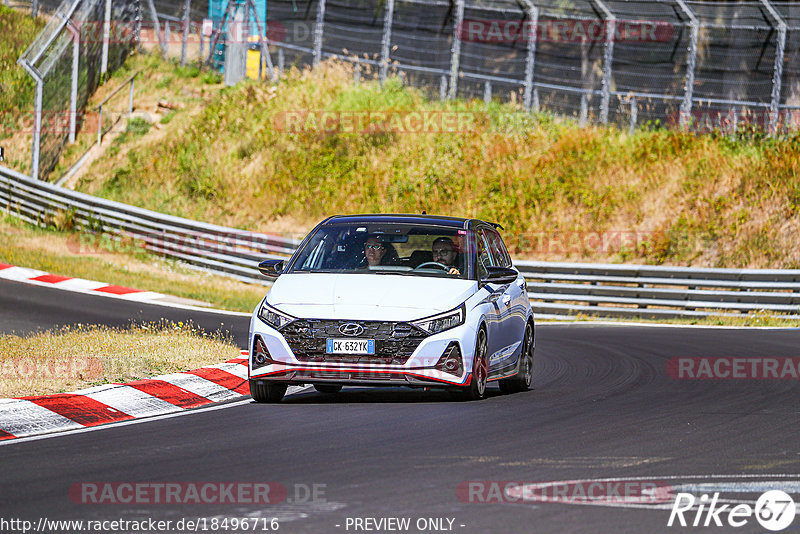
[432,237,461,276]
[363,236,398,267]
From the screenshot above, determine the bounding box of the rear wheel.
[450,327,488,401]
[499,322,534,394]
[249,379,287,403]
[314,384,343,394]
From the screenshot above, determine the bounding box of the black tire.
[450,327,489,401]
[314,384,343,394]
[249,379,287,403]
[499,322,534,394]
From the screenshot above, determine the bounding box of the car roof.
[323,214,502,230]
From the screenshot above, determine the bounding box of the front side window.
[287,223,474,279]
[484,228,512,268]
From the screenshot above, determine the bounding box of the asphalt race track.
[1,278,799,533]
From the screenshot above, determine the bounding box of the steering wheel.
[414,261,449,271]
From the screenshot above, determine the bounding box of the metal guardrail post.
[181,0,191,66]
[521,0,538,111]
[379,0,395,83]
[448,0,465,99]
[101,0,111,77]
[484,81,491,103]
[760,0,786,136]
[675,0,698,130]
[313,0,326,65]
[17,60,42,180]
[31,0,38,17]
[592,0,615,124]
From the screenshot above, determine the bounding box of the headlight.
[258,302,295,330]
[412,304,466,335]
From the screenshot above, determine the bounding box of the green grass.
[0,6,45,121]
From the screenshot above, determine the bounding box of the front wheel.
[250,379,287,403]
[450,328,489,401]
[499,322,534,394]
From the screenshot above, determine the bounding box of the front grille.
[281,319,428,365]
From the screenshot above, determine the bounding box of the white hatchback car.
[248,214,534,402]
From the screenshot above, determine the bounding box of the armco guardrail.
[2,163,799,318]
[0,165,300,284]
[516,261,800,319]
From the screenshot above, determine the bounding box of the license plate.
[326,338,375,354]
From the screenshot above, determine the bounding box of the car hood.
[266,273,477,321]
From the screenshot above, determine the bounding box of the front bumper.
[249,318,476,388]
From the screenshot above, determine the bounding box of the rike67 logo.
[668,490,796,531]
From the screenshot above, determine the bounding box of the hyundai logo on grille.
[339,323,365,336]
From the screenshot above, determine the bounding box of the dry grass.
[0,321,241,398]
[70,54,800,268]
[0,215,268,312]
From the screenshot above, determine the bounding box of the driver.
[432,237,461,276]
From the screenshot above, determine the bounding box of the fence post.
[521,0,538,111]
[448,0,465,99]
[760,0,786,136]
[146,0,167,56]
[579,93,588,126]
[379,0,395,83]
[313,0,326,65]
[97,105,103,146]
[675,0,697,129]
[18,60,42,179]
[483,80,491,103]
[181,0,191,66]
[31,0,38,17]
[65,20,80,144]
[592,0,615,124]
[101,0,111,77]
[440,74,447,101]
[629,97,637,135]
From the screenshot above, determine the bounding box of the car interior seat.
[409,250,433,267]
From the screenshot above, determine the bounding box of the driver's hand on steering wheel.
[448,267,460,275]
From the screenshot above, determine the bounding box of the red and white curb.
[0,351,303,441]
[0,263,248,315]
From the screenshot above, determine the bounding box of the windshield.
[287,223,474,279]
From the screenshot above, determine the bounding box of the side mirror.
[258,259,285,278]
[480,266,518,287]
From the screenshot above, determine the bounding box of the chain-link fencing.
[221,0,800,135]
[14,0,140,179]
[7,0,800,180]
